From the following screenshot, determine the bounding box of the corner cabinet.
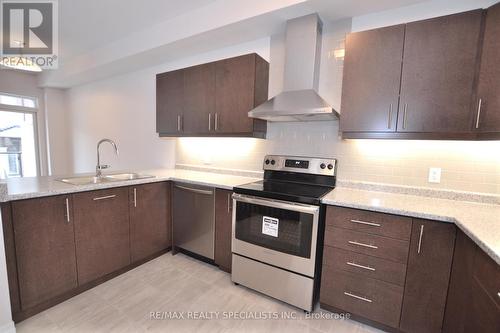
[341,6,500,140]
[156,53,268,138]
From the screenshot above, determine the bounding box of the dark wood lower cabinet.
[444,229,500,333]
[130,182,171,263]
[10,195,78,310]
[399,219,456,333]
[214,189,232,272]
[73,187,131,285]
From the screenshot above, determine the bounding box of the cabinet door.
[398,10,483,133]
[475,3,500,132]
[400,219,456,333]
[156,70,184,134]
[215,54,256,134]
[340,25,404,132]
[442,230,477,333]
[73,187,130,285]
[215,189,232,272]
[183,63,216,134]
[11,195,78,309]
[130,182,171,263]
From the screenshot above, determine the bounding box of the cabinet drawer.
[473,247,500,308]
[326,206,412,240]
[320,268,403,328]
[325,227,410,263]
[323,246,407,286]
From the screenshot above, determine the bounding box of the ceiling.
[58,0,425,64]
[59,0,216,60]
[43,0,430,87]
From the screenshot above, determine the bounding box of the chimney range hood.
[248,14,339,122]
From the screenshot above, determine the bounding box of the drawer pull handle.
[344,291,372,303]
[347,261,375,271]
[65,198,70,223]
[350,219,381,227]
[93,195,116,201]
[417,224,424,254]
[348,240,378,249]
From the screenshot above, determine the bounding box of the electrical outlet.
[428,167,442,183]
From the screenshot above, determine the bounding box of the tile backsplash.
[176,121,500,194]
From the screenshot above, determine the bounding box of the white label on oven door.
[262,216,279,237]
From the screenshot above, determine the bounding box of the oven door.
[232,193,320,277]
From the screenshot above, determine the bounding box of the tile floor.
[16,253,384,333]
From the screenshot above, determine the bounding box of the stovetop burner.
[233,155,337,205]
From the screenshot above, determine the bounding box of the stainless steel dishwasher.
[172,182,215,260]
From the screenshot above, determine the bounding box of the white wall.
[177,0,500,194]
[66,37,270,174]
[44,88,71,175]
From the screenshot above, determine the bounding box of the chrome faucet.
[96,139,119,177]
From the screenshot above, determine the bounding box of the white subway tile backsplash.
[176,121,500,195]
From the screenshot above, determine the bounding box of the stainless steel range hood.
[248,14,339,122]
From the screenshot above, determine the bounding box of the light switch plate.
[428,167,442,183]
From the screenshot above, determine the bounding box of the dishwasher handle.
[174,184,213,196]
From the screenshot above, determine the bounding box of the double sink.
[59,173,155,186]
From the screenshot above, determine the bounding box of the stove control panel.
[263,155,337,176]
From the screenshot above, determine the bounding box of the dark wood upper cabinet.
[11,195,78,310]
[400,219,456,333]
[398,10,483,133]
[340,25,405,133]
[156,53,268,137]
[183,63,216,134]
[156,69,184,134]
[214,189,232,273]
[475,2,500,133]
[73,187,131,285]
[215,54,268,135]
[130,182,171,263]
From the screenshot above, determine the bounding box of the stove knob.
[320,163,326,169]
[265,159,270,165]
[327,164,334,170]
[271,160,276,165]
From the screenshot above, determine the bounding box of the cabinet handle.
[417,224,424,254]
[215,113,219,131]
[133,188,137,208]
[65,198,70,223]
[387,103,393,129]
[475,98,482,129]
[93,194,116,201]
[177,115,181,131]
[344,291,372,303]
[348,240,378,249]
[174,184,213,196]
[346,261,375,271]
[402,103,408,129]
[208,113,212,131]
[350,219,381,227]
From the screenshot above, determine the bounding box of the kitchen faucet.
[96,139,119,177]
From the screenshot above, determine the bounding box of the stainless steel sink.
[104,173,155,181]
[58,173,155,185]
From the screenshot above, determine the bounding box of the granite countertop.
[322,187,500,265]
[0,169,259,202]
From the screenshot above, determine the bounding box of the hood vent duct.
[248,14,339,122]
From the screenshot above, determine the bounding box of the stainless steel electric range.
[231,155,337,312]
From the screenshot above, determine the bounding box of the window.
[0,93,39,178]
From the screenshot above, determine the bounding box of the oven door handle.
[232,193,320,214]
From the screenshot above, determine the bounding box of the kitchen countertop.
[322,187,500,265]
[0,169,259,202]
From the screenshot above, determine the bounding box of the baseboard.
[0,320,16,333]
